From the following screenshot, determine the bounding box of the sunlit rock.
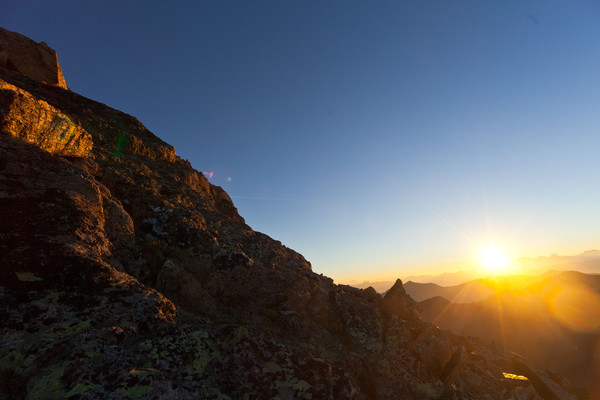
[0,26,68,89]
[0,81,92,157]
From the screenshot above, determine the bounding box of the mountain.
[0,27,584,400]
[516,251,600,275]
[346,280,397,294]
[403,270,480,287]
[419,270,600,398]
[350,252,600,292]
[404,280,495,303]
[404,274,553,303]
[347,271,479,293]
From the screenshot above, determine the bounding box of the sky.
[3,1,600,283]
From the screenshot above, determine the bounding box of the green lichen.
[121,385,153,399]
[264,360,312,399]
[263,361,283,374]
[0,348,23,371]
[140,339,153,351]
[15,271,42,282]
[28,364,66,400]
[416,382,441,399]
[191,351,212,374]
[70,319,91,332]
[275,378,311,392]
[31,291,61,305]
[65,382,102,397]
[233,326,249,341]
[190,330,209,340]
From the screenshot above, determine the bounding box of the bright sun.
[479,246,509,274]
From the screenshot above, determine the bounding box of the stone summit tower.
[0,27,68,89]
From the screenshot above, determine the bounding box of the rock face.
[0,81,92,157]
[0,29,586,400]
[0,27,68,89]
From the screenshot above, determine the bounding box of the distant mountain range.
[347,250,600,292]
[515,250,600,274]
[404,274,557,303]
[404,279,495,303]
[417,270,600,398]
[347,270,477,293]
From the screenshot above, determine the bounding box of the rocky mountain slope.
[0,27,586,399]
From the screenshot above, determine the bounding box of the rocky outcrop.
[0,29,586,400]
[0,27,67,89]
[0,81,92,157]
[380,279,419,322]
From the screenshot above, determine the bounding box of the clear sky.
[3,1,600,282]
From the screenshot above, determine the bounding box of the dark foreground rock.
[0,29,585,400]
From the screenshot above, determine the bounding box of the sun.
[479,246,509,274]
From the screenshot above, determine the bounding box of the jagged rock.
[509,357,578,400]
[513,386,541,400]
[0,26,68,89]
[441,346,468,385]
[379,279,419,322]
[211,184,245,223]
[413,324,454,377]
[360,286,380,302]
[0,82,92,157]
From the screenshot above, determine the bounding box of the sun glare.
[479,246,509,274]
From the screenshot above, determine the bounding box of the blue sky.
[3,1,600,282]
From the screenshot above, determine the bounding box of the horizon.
[3,1,599,283]
[345,248,600,285]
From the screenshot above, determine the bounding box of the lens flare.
[550,284,600,333]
